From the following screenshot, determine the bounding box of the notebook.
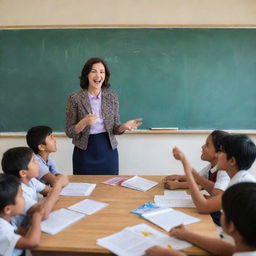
[121,176,158,192]
[142,207,200,231]
[60,182,96,196]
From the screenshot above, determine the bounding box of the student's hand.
[144,245,185,256]
[32,208,44,221]
[83,114,98,126]
[123,118,143,130]
[55,175,69,188]
[172,147,186,161]
[169,224,190,240]
[164,180,180,190]
[163,175,185,182]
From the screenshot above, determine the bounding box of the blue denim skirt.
[73,132,119,175]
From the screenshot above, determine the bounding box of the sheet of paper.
[60,183,96,196]
[68,199,108,215]
[121,176,158,192]
[41,208,85,235]
[163,190,191,199]
[142,208,200,231]
[154,195,195,208]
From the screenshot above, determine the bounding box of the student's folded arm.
[41,172,58,187]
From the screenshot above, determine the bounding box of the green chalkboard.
[0,28,256,131]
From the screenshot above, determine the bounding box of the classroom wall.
[1,134,256,178]
[1,0,256,26]
[1,0,256,177]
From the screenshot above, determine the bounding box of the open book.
[41,199,108,235]
[97,223,191,256]
[121,176,158,192]
[142,208,200,231]
[60,182,96,196]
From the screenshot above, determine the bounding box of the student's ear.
[3,205,13,216]
[19,170,27,178]
[229,157,237,167]
[38,144,46,152]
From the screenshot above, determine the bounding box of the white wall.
[1,0,256,26]
[1,133,256,178]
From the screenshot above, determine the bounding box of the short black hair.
[210,130,229,152]
[221,134,256,170]
[1,147,33,177]
[26,126,52,154]
[0,173,20,212]
[79,57,111,89]
[222,182,256,247]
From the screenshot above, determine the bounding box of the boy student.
[144,182,256,256]
[1,147,69,228]
[26,125,67,186]
[164,130,230,226]
[0,173,42,256]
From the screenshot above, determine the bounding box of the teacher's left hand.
[124,118,143,130]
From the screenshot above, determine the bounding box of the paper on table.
[60,183,96,196]
[68,199,108,215]
[101,177,128,186]
[163,190,191,199]
[121,176,158,192]
[41,208,85,235]
[97,223,191,256]
[142,208,200,231]
[154,195,195,208]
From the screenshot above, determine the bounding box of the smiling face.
[201,135,218,164]
[87,62,106,93]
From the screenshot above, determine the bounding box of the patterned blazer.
[65,89,122,150]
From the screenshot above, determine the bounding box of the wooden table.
[32,175,217,256]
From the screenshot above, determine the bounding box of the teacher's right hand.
[83,114,98,126]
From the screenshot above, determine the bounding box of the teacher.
[65,57,142,175]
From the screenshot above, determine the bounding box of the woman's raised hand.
[84,114,98,126]
[124,118,143,130]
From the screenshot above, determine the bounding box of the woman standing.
[65,57,142,175]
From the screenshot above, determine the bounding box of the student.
[26,125,68,186]
[144,182,256,256]
[1,147,69,229]
[164,130,230,226]
[0,173,43,256]
[218,134,256,186]
[163,130,229,192]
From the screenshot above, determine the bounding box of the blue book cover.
[130,202,159,215]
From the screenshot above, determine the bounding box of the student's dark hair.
[26,125,52,154]
[79,57,111,89]
[220,134,256,170]
[0,174,21,212]
[222,182,256,247]
[1,147,34,177]
[210,130,229,152]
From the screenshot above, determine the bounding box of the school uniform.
[11,178,45,229]
[228,170,256,188]
[199,164,230,226]
[0,217,23,256]
[66,89,122,175]
[199,164,230,191]
[35,154,60,184]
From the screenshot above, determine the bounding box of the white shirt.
[228,170,256,188]
[0,218,23,256]
[11,178,45,228]
[233,252,256,256]
[199,164,230,191]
